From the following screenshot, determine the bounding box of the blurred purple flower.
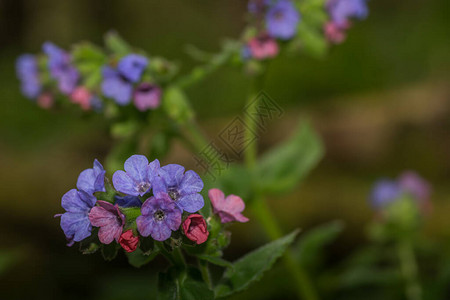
[101,66,133,105]
[112,155,160,196]
[114,195,142,208]
[266,0,300,40]
[153,164,204,213]
[133,83,162,111]
[208,188,249,223]
[56,189,97,246]
[327,0,368,27]
[89,200,125,244]
[76,159,106,195]
[136,193,182,241]
[369,179,401,209]
[398,171,431,203]
[43,42,79,94]
[16,54,42,99]
[117,54,148,83]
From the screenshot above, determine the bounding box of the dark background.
[0,0,449,299]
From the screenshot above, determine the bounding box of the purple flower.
[398,171,431,203]
[153,164,204,213]
[117,54,148,83]
[248,0,268,14]
[76,159,106,195]
[101,66,133,105]
[16,54,42,99]
[266,0,300,40]
[42,42,79,94]
[136,193,182,241]
[112,155,160,196]
[369,179,401,209]
[89,95,103,112]
[114,195,142,208]
[88,200,125,244]
[327,0,368,27]
[133,83,162,111]
[57,189,97,246]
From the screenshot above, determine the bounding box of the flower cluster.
[324,0,369,44]
[369,171,431,213]
[16,35,171,113]
[243,0,369,60]
[55,155,248,254]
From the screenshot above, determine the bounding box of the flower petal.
[177,193,204,213]
[113,170,139,196]
[159,164,185,187]
[124,155,149,183]
[208,188,225,212]
[179,170,204,194]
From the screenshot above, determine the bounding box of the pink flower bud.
[248,34,279,60]
[182,214,209,244]
[119,229,139,252]
[70,86,91,110]
[37,93,54,109]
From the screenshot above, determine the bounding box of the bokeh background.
[0,0,449,299]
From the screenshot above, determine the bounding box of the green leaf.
[296,23,328,58]
[214,229,300,298]
[295,221,344,270]
[126,248,160,268]
[197,254,234,268]
[72,42,107,89]
[157,269,214,300]
[104,31,132,56]
[162,86,194,124]
[255,121,324,194]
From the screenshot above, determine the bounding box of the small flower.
[16,54,41,99]
[37,93,54,109]
[153,164,204,213]
[76,159,106,195]
[119,230,140,252]
[90,96,103,112]
[43,42,79,94]
[182,214,209,244]
[398,171,431,204]
[247,34,279,60]
[133,83,162,111]
[89,200,125,244]
[101,66,133,105]
[324,21,350,44]
[266,0,300,40]
[327,0,368,27]
[369,179,401,209]
[70,86,92,110]
[114,195,143,208]
[117,54,148,83]
[57,189,97,246]
[112,155,160,196]
[248,0,268,14]
[136,193,182,241]
[208,188,249,223]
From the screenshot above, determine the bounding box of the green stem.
[176,49,234,89]
[252,195,319,300]
[397,240,422,300]
[198,259,213,290]
[158,243,186,270]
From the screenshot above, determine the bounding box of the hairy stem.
[252,195,319,300]
[397,239,422,300]
[198,259,213,290]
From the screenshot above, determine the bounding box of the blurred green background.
[0,0,449,299]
